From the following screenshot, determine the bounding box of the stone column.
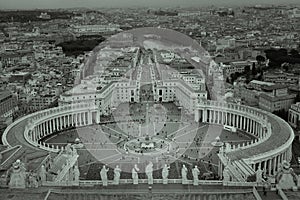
[88,111,92,124]
[263,160,267,175]
[70,114,73,126]
[203,109,207,123]
[221,112,224,124]
[273,156,277,175]
[41,123,45,136]
[79,113,82,126]
[253,121,256,136]
[96,110,100,123]
[75,113,78,127]
[37,125,40,138]
[276,155,280,173]
[36,126,40,138]
[194,109,200,122]
[49,119,53,133]
[45,121,48,135]
[59,116,62,130]
[214,110,217,123]
[268,159,272,176]
[233,114,236,127]
[81,112,84,126]
[243,117,246,130]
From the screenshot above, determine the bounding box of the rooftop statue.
[9,159,26,189]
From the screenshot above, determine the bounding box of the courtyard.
[43,102,254,181]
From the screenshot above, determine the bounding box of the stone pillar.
[59,116,62,130]
[71,114,73,126]
[243,117,246,130]
[221,112,224,124]
[263,160,267,175]
[88,111,92,124]
[267,159,271,176]
[79,113,82,126]
[234,114,237,127]
[37,126,41,138]
[273,156,277,175]
[81,112,84,126]
[82,112,85,125]
[195,110,200,122]
[41,123,45,136]
[49,119,53,133]
[67,115,70,127]
[276,155,280,173]
[75,113,78,127]
[203,109,207,123]
[248,119,251,133]
[96,110,100,124]
[54,118,57,131]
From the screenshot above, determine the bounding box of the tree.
[226,77,230,83]
[273,109,288,121]
[244,65,251,73]
[290,49,300,58]
[252,65,257,75]
[256,55,266,64]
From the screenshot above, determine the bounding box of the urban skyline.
[0,0,300,9]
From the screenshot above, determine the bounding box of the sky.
[0,0,299,9]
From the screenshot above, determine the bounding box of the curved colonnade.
[2,101,294,181]
[195,101,294,179]
[3,103,100,153]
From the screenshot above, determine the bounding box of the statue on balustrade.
[100,165,109,186]
[225,143,231,152]
[9,159,26,189]
[113,165,121,185]
[0,174,7,187]
[73,165,80,184]
[192,165,200,185]
[73,138,83,149]
[222,166,230,182]
[65,144,72,154]
[39,164,47,184]
[276,160,297,190]
[132,164,140,185]
[256,168,264,183]
[162,164,170,184]
[28,171,38,188]
[145,161,153,185]
[181,164,188,184]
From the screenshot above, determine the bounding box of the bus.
[223,125,237,132]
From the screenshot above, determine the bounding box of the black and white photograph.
[0,0,300,199]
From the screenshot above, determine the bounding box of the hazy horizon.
[0,0,299,10]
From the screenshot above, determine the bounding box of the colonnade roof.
[226,112,293,161]
[4,118,41,152]
[3,105,294,163]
